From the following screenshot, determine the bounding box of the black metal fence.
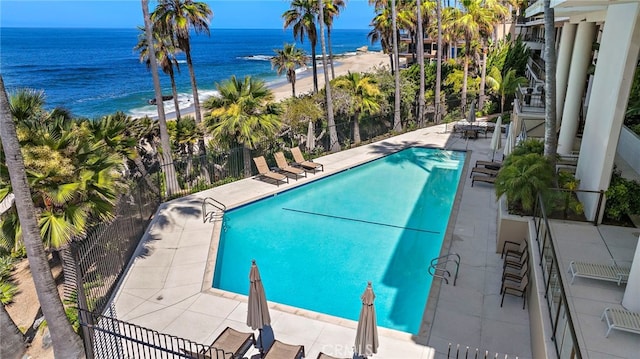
[446,343,520,359]
[532,193,582,359]
[77,308,233,359]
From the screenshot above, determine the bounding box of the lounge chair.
[253,156,289,186]
[501,274,528,309]
[471,174,496,187]
[317,353,349,359]
[182,327,255,359]
[470,167,498,178]
[568,261,630,286]
[475,160,502,170]
[291,147,324,173]
[275,152,306,180]
[601,307,640,337]
[263,340,305,359]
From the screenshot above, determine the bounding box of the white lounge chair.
[601,307,640,337]
[568,261,630,286]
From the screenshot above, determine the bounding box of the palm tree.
[283,0,319,93]
[321,0,347,79]
[0,77,86,358]
[543,0,557,165]
[134,25,182,121]
[203,75,282,175]
[416,0,426,126]
[1,303,25,359]
[333,72,382,144]
[151,0,212,127]
[435,0,443,123]
[486,66,528,114]
[318,0,339,152]
[143,0,179,197]
[391,0,402,132]
[271,43,309,97]
[368,5,395,70]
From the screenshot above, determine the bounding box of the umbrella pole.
[258,328,264,358]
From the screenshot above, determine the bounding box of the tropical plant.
[271,43,308,97]
[333,72,382,144]
[320,0,346,79]
[283,0,319,93]
[203,75,282,174]
[486,66,528,114]
[141,0,179,196]
[151,0,213,127]
[495,153,554,213]
[134,25,182,121]
[604,169,640,222]
[0,77,86,358]
[0,282,17,304]
[317,0,340,152]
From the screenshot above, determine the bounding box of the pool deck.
[112,123,534,358]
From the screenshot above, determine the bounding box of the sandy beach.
[164,51,390,120]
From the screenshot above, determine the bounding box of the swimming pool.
[212,147,465,334]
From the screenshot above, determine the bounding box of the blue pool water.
[212,147,465,334]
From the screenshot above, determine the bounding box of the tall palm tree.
[143,0,179,197]
[271,43,309,97]
[435,0,443,123]
[1,303,25,359]
[543,0,557,164]
[0,77,86,358]
[486,66,528,114]
[368,5,395,70]
[151,0,212,127]
[134,26,183,121]
[416,0,426,126]
[318,0,339,152]
[391,0,402,131]
[203,75,282,175]
[333,72,381,144]
[321,0,347,79]
[284,0,319,93]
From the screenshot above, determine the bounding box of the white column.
[556,23,577,125]
[577,3,640,222]
[623,236,640,311]
[558,22,596,154]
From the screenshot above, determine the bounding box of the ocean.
[0,27,380,119]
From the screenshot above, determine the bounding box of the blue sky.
[1,0,376,29]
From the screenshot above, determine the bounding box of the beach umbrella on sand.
[467,99,476,124]
[306,120,316,151]
[247,260,271,354]
[490,116,503,161]
[354,282,379,358]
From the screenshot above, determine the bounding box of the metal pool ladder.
[202,197,226,223]
[428,253,461,286]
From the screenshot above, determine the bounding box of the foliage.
[506,138,544,159]
[0,281,18,305]
[504,35,531,77]
[0,256,14,280]
[604,169,640,222]
[495,153,554,213]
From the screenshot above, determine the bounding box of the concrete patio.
[114,122,637,358]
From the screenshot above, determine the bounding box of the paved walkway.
[112,123,533,359]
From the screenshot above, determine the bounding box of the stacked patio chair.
[471,160,501,187]
[500,239,529,309]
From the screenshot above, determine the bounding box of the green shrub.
[495,153,554,213]
[605,170,640,221]
[0,281,18,305]
[0,256,14,280]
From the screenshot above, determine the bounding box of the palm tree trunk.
[435,0,443,124]
[353,114,361,144]
[311,39,319,93]
[1,304,25,359]
[168,67,182,121]
[328,27,336,79]
[462,55,469,115]
[0,76,86,359]
[543,0,558,166]
[184,49,202,125]
[416,0,425,127]
[479,45,487,109]
[318,0,339,152]
[391,0,402,132]
[142,0,178,197]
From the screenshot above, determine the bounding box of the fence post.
[71,243,96,359]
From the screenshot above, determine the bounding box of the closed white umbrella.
[247,260,271,354]
[306,120,315,152]
[490,116,503,161]
[354,282,379,358]
[504,122,514,158]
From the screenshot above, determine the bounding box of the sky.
[0,0,376,30]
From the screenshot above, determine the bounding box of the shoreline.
[159,51,390,121]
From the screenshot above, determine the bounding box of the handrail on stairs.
[202,197,226,223]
